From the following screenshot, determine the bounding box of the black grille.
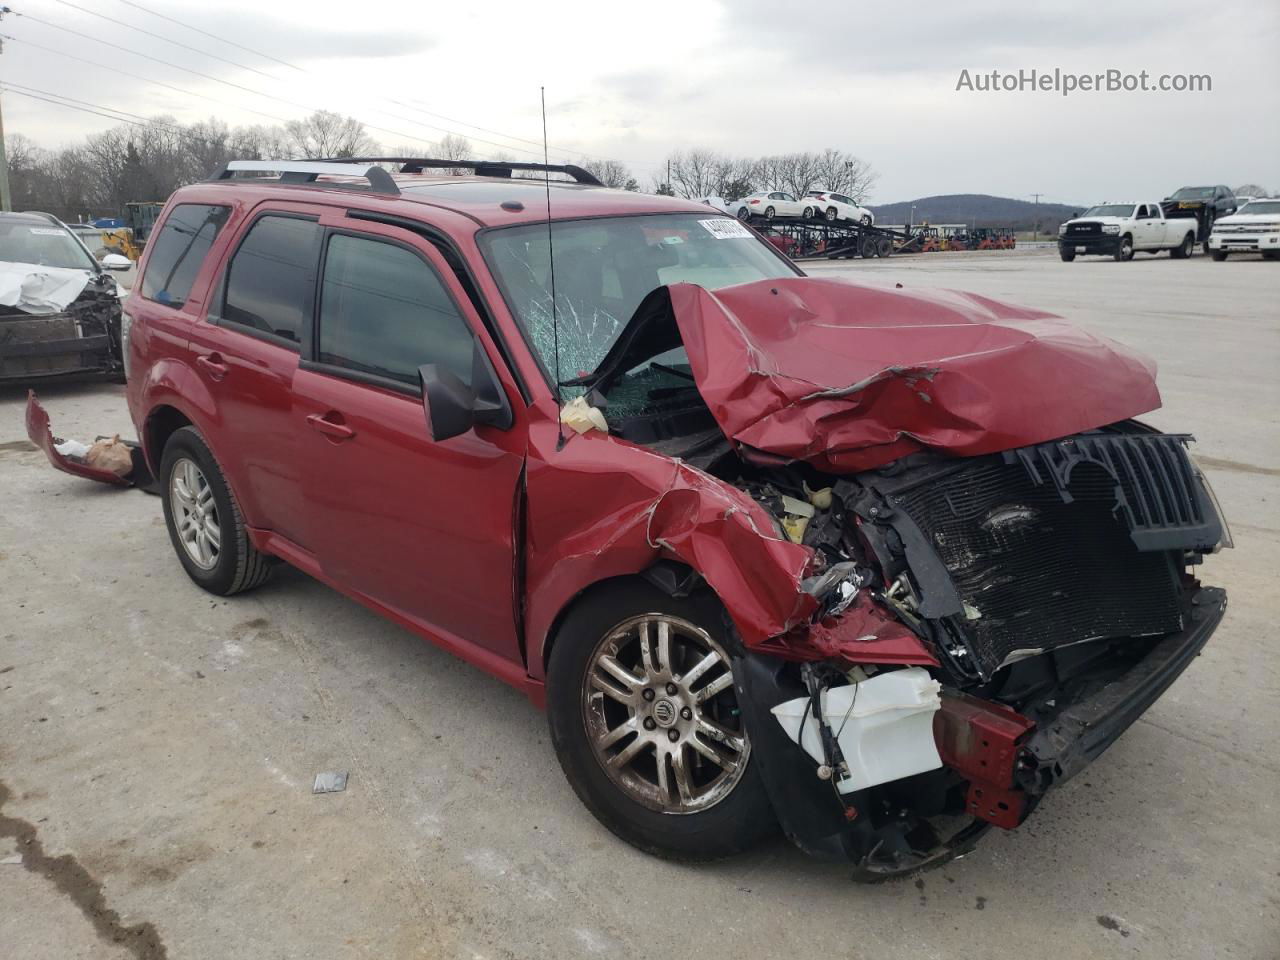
[1010,433,1221,551]
[1065,222,1102,235]
[894,457,1183,675]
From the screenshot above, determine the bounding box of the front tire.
[736,207,750,221]
[1114,234,1134,261]
[1059,246,1076,261]
[160,426,273,596]
[825,206,838,221]
[546,580,775,860]
[1211,249,1228,261]
[764,206,776,220]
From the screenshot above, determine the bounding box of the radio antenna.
[541,86,565,448]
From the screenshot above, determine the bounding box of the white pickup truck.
[1058,202,1198,262]
[1208,198,1280,260]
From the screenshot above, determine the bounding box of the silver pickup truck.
[1058,202,1199,261]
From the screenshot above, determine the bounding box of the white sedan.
[804,191,875,225]
[733,192,816,221]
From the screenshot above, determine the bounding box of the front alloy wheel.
[546,581,776,860]
[584,614,748,814]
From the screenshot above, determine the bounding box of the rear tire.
[875,235,893,257]
[1170,233,1194,259]
[859,235,877,259]
[546,580,776,861]
[160,426,273,596]
[1263,251,1280,261]
[1211,250,1228,262]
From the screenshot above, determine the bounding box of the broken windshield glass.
[480,213,797,407]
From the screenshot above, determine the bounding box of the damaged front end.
[719,429,1227,877]
[0,274,123,381]
[566,276,1229,876]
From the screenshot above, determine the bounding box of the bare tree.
[284,111,376,159]
[583,159,638,191]
[813,149,878,202]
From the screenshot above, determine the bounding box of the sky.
[2,0,1277,205]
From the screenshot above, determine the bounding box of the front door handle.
[306,412,356,441]
[196,353,228,381]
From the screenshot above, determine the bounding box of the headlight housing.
[1058,223,1067,235]
[1102,224,1121,234]
[120,309,134,382]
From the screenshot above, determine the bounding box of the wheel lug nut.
[680,707,692,720]
[643,717,656,731]
[665,682,678,695]
[642,688,655,701]
[667,729,680,743]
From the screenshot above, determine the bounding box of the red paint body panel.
[934,692,1036,829]
[753,593,939,666]
[26,391,130,486]
[667,277,1162,473]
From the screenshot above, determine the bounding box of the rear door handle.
[196,353,228,381]
[306,412,356,441]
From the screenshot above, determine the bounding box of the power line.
[111,0,301,73]
[12,6,658,174]
[0,32,293,126]
[48,0,278,81]
[104,0,653,170]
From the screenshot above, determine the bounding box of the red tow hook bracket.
[934,692,1036,830]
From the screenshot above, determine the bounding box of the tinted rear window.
[222,215,321,345]
[141,204,229,307]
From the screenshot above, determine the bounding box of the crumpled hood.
[662,276,1161,472]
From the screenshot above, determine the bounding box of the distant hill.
[867,194,1082,232]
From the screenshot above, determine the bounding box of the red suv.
[104,158,1226,877]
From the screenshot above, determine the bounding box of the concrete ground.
[2,248,1277,960]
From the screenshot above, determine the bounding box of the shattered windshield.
[0,220,97,271]
[480,213,797,400]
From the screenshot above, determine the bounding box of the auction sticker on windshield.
[699,218,753,239]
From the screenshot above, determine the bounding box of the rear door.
[187,205,323,544]
[292,216,526,662]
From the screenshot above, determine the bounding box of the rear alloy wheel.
[825,206,839,221]
[1114,234,1134,261]
[160,426,274,596]
[801,206,816,219]
[547,581,775,860]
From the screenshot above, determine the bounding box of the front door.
[292,218,526,662]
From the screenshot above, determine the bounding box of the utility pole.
[1030,193,1043,242]
[0,10,12,212]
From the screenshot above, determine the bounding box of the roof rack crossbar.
[209,160,400,195]
[325,157,603,186]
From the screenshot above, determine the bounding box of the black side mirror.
[418,342,512,442]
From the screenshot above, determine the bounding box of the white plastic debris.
[771,667,943,794]
[559,395,608,435]
[53,438,92,459]
[0,262,93,315]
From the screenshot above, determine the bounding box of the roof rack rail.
[209,160,400,195]
[326,157,603,187]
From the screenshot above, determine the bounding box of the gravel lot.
[2,248,1277,959]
